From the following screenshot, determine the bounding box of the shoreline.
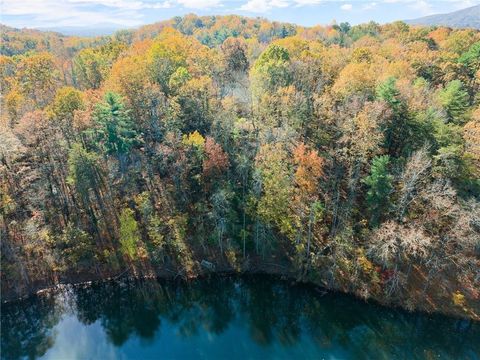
[3,265,479,323]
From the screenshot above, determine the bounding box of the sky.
[1,0,479,31]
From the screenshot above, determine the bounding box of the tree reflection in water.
[1,275,479,360]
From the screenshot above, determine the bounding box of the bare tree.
[368,221,432,296]
[396,146,431,221]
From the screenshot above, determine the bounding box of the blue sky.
[1,0,479,30]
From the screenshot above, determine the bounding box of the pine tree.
[90,92,140,171]
[363,155,393,226]
[438,80,470,124]
[459,41,480,78]
[376,77,402,112]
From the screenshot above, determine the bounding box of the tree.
[459,41,480,78]
[339,101,386,163]
[67,143,107,237]
[293,143,324,196]
[48,87,85,142]
[332,62,376,99]
[5,88,25,126]
[368,221,432,296]
[119,208,140,261]
[107,53,165,139]
[172,76,215,134]
[73,41,126,89]
[362,155,393,226]
[209,188,232,253]
[458,41,480,97]
[293,143,324,259]
[463,111,480,174]
[396,147,431,221]
[68,144,102,200]
[147,28,190,95]
[16,52,58,107]
[438,80,470,124]
[182,130,205,148]
[376,77,402,112]
[221,37,249,80]
[251,44,291,93]
[203,137,230,181]
[90,92,140,171]
[74,48,105,89]
[375,77,413,155]
[168,66,191,93]
[254,143,296,239]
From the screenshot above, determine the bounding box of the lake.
[1,275,479,360]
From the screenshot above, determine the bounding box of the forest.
[0,15,479,319]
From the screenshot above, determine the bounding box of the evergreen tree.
[438,80,470,124]
[90,92,140,170]
[363,155,393,226]
[459,41,480,78]
[376,77,411,156]
[376,77,402,112]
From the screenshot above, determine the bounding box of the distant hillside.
[405,5,480,29]
[41,26,122,37]
[0,24,114,56]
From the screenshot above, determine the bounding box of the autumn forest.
[0,15,479,320]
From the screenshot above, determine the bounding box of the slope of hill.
[1,15,480,321]
[405,5,480,29]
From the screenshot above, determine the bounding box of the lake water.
[1,275,479,360]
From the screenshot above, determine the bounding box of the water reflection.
[1,275,479,360]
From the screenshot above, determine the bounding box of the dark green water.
[1,275,479,360]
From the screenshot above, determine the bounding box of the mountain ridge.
[405,5,480,29]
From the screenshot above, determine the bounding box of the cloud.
[5,0,478,30]
[177,0,221,8]
[239,0,289,12]
[1,0,172,27]
[293,0,322,6]
[67,0,160,10]
[408,0,433,15]
[362,2,377,10]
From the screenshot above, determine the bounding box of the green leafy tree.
[119,208,140,260]
[90,92,140,171]
[376,77,424,156]
[438,80,470,124]
[458,41,480,78]
[376,77,405,155]
[252,44,291,92]
[58,223,95,269]
[458,41,480,98]
[376,77,402,112]
[363,155,393,226]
